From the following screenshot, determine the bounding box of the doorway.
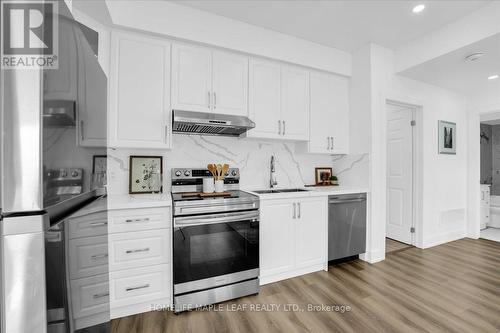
[386,102,415,245]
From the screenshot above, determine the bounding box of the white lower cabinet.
[260,196,327,284]
[108,206,172,319]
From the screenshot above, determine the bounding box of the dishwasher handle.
[329,198,366,204]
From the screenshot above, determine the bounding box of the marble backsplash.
[107,135,369,194]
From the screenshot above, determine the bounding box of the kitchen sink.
[253,188,308,194]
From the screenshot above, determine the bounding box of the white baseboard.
[260,263,326,285]
[359,249,385,264]
[421,229,466,249]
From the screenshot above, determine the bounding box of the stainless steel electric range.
[171,168,260,313]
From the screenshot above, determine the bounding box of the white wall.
[104,0,351,76]
[370,44,468,258]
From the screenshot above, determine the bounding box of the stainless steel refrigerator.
[0,1,108,332]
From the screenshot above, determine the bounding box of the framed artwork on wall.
[129,156,163,194]
[438,120,456,155]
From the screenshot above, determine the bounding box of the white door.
[109,32,171,149]
[328,74,349,154]
[247,59,282,139]
[260,200,295,277]
[295,198,327,269]
[75,29,106,147]
[281,65,309,141]
[171,44,212,113]
[212,51,248,116]
[386,103,414,244]
[44,19,78,101]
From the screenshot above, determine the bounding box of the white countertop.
[108,194,172,210]
[244,186,369,200]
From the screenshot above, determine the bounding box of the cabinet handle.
[330,137,334,150]
[297,202,301,219]
[125,247,150,254]
[91,253,108,260]
[208,91,211,108]
[126,284,150,292]
[327,137,330,150]
[165,125,169,143]
[278,120,281,135]
[213,92,216,109]
[93,292,109,299]
[482,192,485,200]
[80,120,84,141]
[90,221,107,226]
[283,121,286,136]
[125,218,150,223]
[293,202,296,219]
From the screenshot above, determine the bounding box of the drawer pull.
[125,247,150,254]
[125,218,150,223]
[90,221,108,226]
[126,284,150,292]
[91,253,108,260]
[92,292,109,299]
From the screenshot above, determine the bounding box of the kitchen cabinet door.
[109,32,171,149]
[308,71,337,153]
[260,200,295,277]
[171,44,212,113]
[295,198,327,269]
[44,19,78,101]
[328,74,349,154]
[76,28,107,147]
[281,65,309,141]
[246,58,282,139]
[212,51,248,116]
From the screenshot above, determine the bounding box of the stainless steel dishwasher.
[328,193,367,261]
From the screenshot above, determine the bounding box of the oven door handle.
[174,211,259,227]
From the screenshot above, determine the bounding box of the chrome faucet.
[270,155,278,188]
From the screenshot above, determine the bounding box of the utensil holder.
[214,179,224,193]
[203,177,215,193]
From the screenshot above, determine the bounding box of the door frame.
[383,98,423,248]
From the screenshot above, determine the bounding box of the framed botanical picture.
[438,120,456,155]
[129,156,163,194]
[92,155,107,173]
[315,167,333,185]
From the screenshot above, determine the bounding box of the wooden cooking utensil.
[216,164,223,181]
[221,164,229,179]
[207,164,217,179]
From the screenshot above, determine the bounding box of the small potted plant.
[330,175,339,186]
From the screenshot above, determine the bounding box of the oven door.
[173,210,259,294]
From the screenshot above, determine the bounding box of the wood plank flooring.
[111,238,500,333]
[385,237,412,253]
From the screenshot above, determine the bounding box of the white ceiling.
[400,33,500,97]
[173,0,491,52]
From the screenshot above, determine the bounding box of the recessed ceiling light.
[488,75,499,80]
[412,4,426,13]
[464,52,485,62]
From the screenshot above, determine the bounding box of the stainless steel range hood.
[172,110,255,137]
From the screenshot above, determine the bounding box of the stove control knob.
[231,170,238,176]
[184,170,191,177]
[175,170,182,177]
[225,172,229,177]
[71,170,79,178]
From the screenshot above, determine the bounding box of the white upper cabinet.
[246,59,309,141]
[109,31,171,149]
[75,29,107,147]
[44,19,78,101]
[212,51,248,116]
[281,66,309,141]
[299,71,349,154]
[171,44,248,115]
[247,59,282,139]
[171,44,212,113]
